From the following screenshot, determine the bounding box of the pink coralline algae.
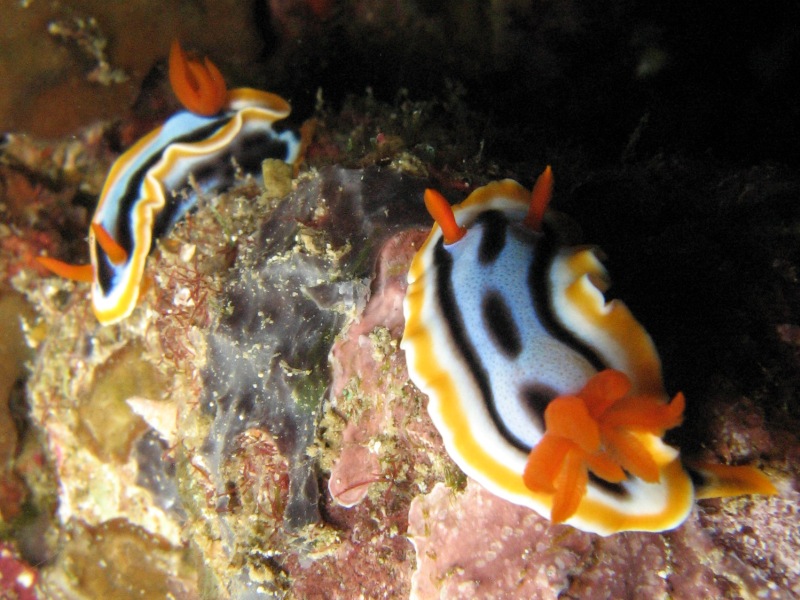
[408,480,593,599]
[687,488,800,597]
[328,435,381,507]
[328,230,427,508]
[0,542,38,600]
[408,479,795,599]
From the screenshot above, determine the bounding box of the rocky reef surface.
[3,144,798,598]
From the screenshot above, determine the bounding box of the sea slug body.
[38,40,301,324]
[401,167,776,535]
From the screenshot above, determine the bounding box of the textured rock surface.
[0,541,38,600]
[409,481,592,599]
[0,0,266,137]
[201,165,427,527]
[409,481,797,599]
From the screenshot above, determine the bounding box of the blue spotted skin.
[436,208,600,450]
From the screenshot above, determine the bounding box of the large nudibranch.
[38,40,301,324]
[401,167,776,535]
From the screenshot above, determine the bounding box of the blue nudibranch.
[401,167,776,535]
[39,40,301,324]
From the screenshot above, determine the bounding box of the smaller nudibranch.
[401,168,776,535]
[38,40,301,325]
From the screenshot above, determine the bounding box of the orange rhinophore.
[423,188,466,245]
[523,165,553,231]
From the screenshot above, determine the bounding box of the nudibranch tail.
[169,39,228,116]
[690,461,777,499]
[523,164,553,231]
[36,257,94,283]
[423,188,466,245]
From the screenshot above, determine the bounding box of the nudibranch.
[38,40,301,324]
[401,167,776,535]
